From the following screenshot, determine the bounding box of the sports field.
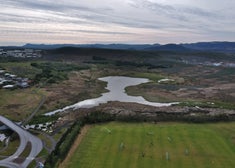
[62,122,235,168]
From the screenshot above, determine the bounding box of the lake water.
[45,76,177,116]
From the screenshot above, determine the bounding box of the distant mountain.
[181,42,235,52]
[145,43,190,52]
[81,44,157,50]
[23,43,159,50]
[23,43,79,50]
[2,42,234,53]
[146,42,235,52]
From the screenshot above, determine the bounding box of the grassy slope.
[0,88,43,121]
[65,122,235,168]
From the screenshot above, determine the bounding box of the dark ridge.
[145,43,190,52]
[181,41,235,52]
[22,43,160,50]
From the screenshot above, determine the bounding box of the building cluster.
[0,49,41,58]
[0,69,30,89]
[24,122,53,133]
[182,59,235,68]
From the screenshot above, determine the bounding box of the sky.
[0,0,235,46]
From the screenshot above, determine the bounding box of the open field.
[62,122,235,168]
[0,88,43,121]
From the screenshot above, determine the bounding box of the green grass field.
[65,122,235,168]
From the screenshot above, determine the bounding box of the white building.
[0,70,5,74]
[2,85,15,89]
[0,134,6,142]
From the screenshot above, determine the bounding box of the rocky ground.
[54,101,235,128]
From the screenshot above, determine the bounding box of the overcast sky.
[0,0,235,45]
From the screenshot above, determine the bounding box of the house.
[17,82,29,88]
[9,74,17,78]
[4,73,10,77]
[2,85,15,89]
[16,77,23,81]
[22,78,29,82]
[0,134,6,142]
[0,79,9,85]
[37,162,44,168]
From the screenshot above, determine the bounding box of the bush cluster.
[44,121,84,168]
[31,62,89,84]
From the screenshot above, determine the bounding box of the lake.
[45,76,177,116]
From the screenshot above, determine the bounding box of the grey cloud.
[126,0,232,36]
[3,0,85,11]
[0,12,47,23]
[0,12,90,25]
[0,29,58,35]
[2,0,165,31]
[0,0,234,45]
[1,0,116,27]
[0,25,135,36]
[132,0,221,20]
[3,0,113,15]
[71,29,135,35]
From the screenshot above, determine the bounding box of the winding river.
[45,76,177,116]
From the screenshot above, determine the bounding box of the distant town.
[0,48,42,58]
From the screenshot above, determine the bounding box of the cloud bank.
[0,0,234,45]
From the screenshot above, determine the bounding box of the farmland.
[61,122,235,168]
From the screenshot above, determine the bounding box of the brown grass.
[0,88,42,121]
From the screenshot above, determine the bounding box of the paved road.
[0,116,43,168]
[32,130,56,153]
